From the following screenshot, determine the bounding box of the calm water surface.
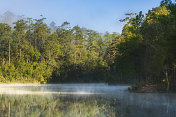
[0,84,175,117]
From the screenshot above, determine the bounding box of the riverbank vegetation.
[0,0,176,91]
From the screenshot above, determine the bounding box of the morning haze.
[0,0,176,117]
[0,0,161,33]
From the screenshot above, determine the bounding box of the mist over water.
[0,83,129,95]
[0,84,176,117]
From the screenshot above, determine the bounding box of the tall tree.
[0,23,12,65]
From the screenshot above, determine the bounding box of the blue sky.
[0,0,163,33]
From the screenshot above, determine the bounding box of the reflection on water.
[0,84,176,117]
[0,95,118,117]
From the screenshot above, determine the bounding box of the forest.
[0,0,176,91]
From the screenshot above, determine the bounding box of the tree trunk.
[49,50,51,61]
[74,51,77,64]
[80,51,82,62]
[9,41,10,66]
[42,35,45,48]
[29,19,31,46]
[8,102,10,117]
[27,57,28,63]
[74,53,77,64]
[2,58,5,65]
[166,70,169,91]
[35,38,37,51]
[20,48,21,59]
[174,68,176,90]
[52,56,54,63]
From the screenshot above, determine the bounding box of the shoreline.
[128,84,176,93]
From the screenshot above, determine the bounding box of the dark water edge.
[0,84,176,117]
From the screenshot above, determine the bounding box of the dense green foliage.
[0,0,176,91]
[114,0,176,91]
[0,17,119,83]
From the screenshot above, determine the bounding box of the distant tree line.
[0,0,176,91]
[0,15,120,83]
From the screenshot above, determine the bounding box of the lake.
[0,84,175,117]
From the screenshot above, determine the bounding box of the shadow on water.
[0,84,176,117]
